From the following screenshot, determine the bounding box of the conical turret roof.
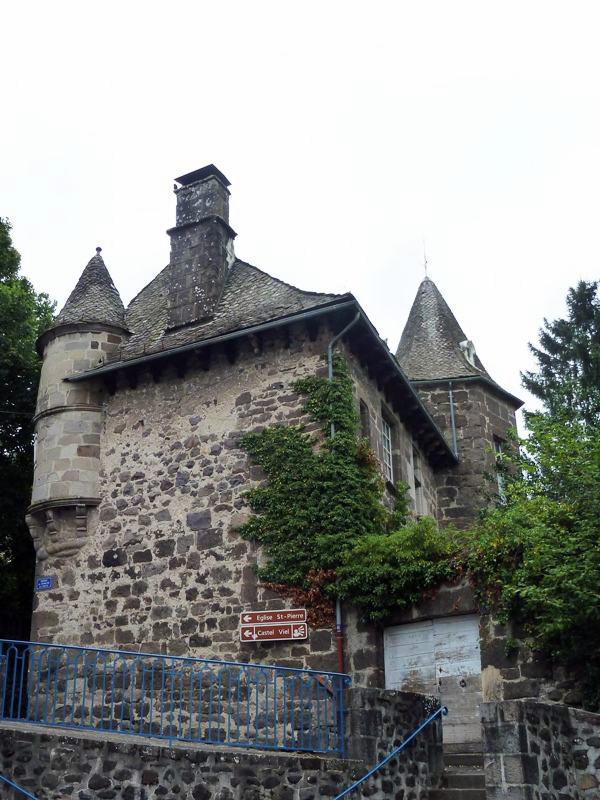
[54,251,126,329]
[396,277,488,381]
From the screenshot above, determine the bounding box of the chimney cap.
[175,164,231,188]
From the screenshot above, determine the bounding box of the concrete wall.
[482,699,600,799]
[0,688,443,800]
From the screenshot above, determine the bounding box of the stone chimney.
[166,164,236,329]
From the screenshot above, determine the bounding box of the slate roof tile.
[120,259,342,361]
[396,277,489,381]
[53,253,126,330]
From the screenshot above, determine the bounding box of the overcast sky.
[2,1,599,420]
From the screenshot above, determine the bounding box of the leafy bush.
[337,517,459,621]
[461,412,600,680]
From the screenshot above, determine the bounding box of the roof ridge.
[232,258,342,299]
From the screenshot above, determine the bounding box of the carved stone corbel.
[26,504,90,562]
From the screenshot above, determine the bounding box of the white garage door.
[384,615,482,746]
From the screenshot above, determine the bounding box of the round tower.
[27,251,127,635]
[396,277,523,528]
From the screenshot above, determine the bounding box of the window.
[381,418,394,483]
[493,437,506,501]
[359,400,371,441]
[412,445,425,516]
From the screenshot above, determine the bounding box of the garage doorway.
[383,615,483,747]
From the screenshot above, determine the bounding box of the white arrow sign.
[239,608,307,625]
[239,622,308,643]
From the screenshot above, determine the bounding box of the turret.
[27,250,127,635]
[397,277,522,527]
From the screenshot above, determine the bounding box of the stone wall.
[479,617,587,709]
[346,687,443,784]
[344,347,438,519]
[482,699,600,799]
[32,327,123,506]
[0,688,443,800]
[417,379,518,528]
[30,324,421,685]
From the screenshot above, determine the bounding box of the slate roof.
[53,253,126,330]
[396,277,489,381]
[120,259,342,361]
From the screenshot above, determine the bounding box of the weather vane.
[423,239,428,278]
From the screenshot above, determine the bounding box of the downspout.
[327,312,361,673]
[448,381,458,458]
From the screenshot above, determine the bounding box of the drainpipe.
[327,312,361,673]
[448,381,458,458]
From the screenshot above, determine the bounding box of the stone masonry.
[416,380,518,528]
[30,326,417,685]
[0,688,443,800]
[482,699,600,799]
[23,165,539,771]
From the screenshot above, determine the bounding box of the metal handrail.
[0,639,351,756]
[333,705,448,799]
[0,639,349,678]
[0,773,38,799]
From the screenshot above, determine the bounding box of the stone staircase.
[430,749,486,800]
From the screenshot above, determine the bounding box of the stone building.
[27,164,522,752]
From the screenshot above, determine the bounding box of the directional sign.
[240,623,308,643]
[35,577,54,591]
[240,608,307,625]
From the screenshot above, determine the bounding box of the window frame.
[412,444,425,516]
[493,436,507,501]
[381,416,394,484]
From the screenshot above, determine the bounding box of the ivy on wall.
[240,354,600,710]
[238,356,452,626]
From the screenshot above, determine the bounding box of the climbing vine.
[238,356,451,625]
[240,352,600,710]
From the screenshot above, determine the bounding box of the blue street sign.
[35,577,54,591]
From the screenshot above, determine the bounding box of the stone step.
[445,772,485,789]
[430,789,486,800]
[444,752,484,768]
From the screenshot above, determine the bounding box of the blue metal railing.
[333,704,448,799]
[0,773,38,800]
[0,640,350,756]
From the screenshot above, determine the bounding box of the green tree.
[457,410,600,707]
[522,280,600,424]
[0,218,54,638]
[461,282,600,708]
